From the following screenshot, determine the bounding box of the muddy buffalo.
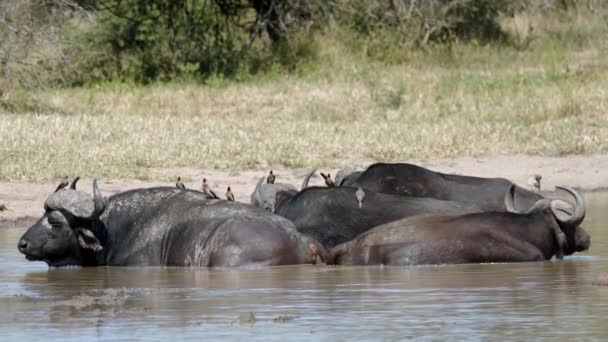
[274,187,481,248]
[329,186,589,266]
[18,179,326,267]
[338,162,543,212]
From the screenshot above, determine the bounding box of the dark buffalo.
[274,186,481,248]
[339,162,543,212]
[250,169,316,212]
[18,180,326,267]
[328,186,589,266]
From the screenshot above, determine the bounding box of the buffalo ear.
[75,228,103,252]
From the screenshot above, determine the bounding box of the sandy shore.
[1,154,607,222]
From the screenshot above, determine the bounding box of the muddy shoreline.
[1,154,607,222]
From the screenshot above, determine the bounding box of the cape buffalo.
[328,186,589,266]
[17,180,326,267]
[339,162,543,212]
[250,169,316,212]
[274,187,481,248]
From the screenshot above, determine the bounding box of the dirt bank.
[1,154,607,222]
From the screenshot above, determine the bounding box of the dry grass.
[1,11,608,181]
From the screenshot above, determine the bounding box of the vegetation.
[1,1,607,180]
[0,0,542,88]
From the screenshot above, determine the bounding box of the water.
[1,192,608,341]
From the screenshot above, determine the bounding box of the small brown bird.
[267,170,275,184]
[176,176,186,189]
[528,174,542,192]
[355,187,365,209]
[55,176,69,192]
[226,186,235,201]
[202,178,219,199]
[320,172,335,187]
[0,204,7,212]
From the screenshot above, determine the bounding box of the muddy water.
[1,193,608,341]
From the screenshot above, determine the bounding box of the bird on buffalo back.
[55,176,69,192]
[320,172,335,187]
[202,178,219,199]
[267,170,275,184]
[528,174,542,192]
[355,187,365,208]
[226,186,235,201]
[176,177,186,189]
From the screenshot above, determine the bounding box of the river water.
[1,193,607,341]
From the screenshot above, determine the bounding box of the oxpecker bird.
[528,174,542,192]
[226,186,235,201]
[355,187,365,209]
[202,178,219,199]
[267,170,275,184]
[176,177,186,189]
[55,176,69,192]
[320,172,335,187]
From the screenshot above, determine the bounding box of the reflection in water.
[1,192,608,340]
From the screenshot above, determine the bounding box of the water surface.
[1,192,608,341]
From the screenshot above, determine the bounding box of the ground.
[1,154,606,222]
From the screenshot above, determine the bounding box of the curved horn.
[44,179,106,220]
[301,168,317,191]
[89,178,107,220]
[550,199,575,222]
[253,177,264,205]
[504,184,518,213]
[553,186,585,227]
[69,176,80,190]
[256,177,264,189]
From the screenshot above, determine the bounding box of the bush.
[62,0,331,84]
[338,0,515,47]
[67,0,516,84]
[69,0,251,84]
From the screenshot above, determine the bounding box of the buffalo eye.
[47,210,72,228]
[47,218,64,239]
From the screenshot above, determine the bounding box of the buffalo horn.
[301,168,317,190]
[552,186,585,227]
[89,178,107,220]
[69,176,80,190]
[504,184,518,213]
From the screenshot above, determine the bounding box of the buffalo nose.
[575,229,591,252]
[18,239,29,253]
[581,234,591,250]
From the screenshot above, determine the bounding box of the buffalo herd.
[18,162,590,268]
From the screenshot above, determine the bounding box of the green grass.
[1,10,608,181]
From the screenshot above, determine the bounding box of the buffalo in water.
[17,179,325,267]
[338,162,543,212]
[274,187,481,248]
[328,186,589,266]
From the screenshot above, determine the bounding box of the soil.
[1,154,607,222]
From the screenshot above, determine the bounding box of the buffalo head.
[505,185,589,257]
[18,178,107,266]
